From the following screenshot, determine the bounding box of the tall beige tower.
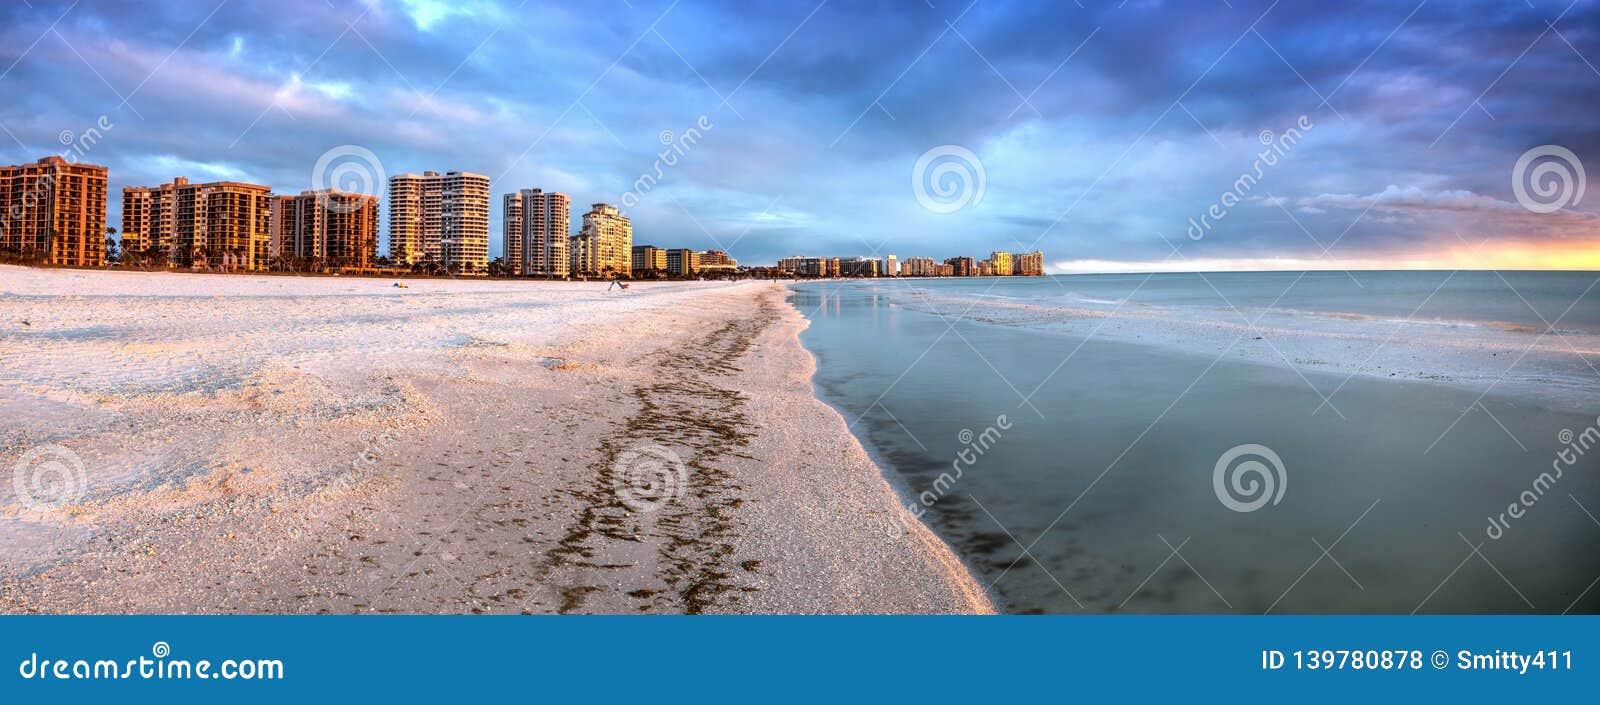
[571,203,632,278]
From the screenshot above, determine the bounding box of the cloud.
[0,0,1595,267]
[1302,185,1524,213]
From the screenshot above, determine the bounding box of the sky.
[1,0,1597,272]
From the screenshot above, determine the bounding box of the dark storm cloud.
[0,0,1594,269]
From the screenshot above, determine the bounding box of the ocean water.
[900,270,1600,334]
[791,272,1600,614]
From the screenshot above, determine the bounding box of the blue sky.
[1,0,1597,270]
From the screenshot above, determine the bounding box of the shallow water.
[912,270,1600,334]
[792,274,1600,614]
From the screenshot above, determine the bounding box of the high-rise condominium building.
[502,192,523,274]
[388,170,490,274]
[269,190,380,268]
[518,188,571,278]
[776,256,803,275]
[632,245,666,275]
[883,254,897,278]
[122,176,272,270]
[665,248,698,276]
[268,195,293,258]
[989,251,1014,276]
[698,250,738,275]
[0,156,107,266]
[571,203,631,278]
[840,256,879,277]
[945,256,974,277]
[1015,251,1045,276]
[902,257,937,276]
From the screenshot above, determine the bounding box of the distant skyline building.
[1,156,107,266]
[1015,251,1045,276]
[698,250,738,275]
[388,170,490,274]
[840,256,879,277]
[945,256,973,277]
[571,203,631,277]
[884,254,897,278]
[989,251,1014,276]
[666,247,699,276]
[519,188,571,278]
[632,244,666,275]
[122,176,271,270]
[903,257,936,277]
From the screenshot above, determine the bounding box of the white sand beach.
[0,265,993,614]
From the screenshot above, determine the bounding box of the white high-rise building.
[518,188,571,278]
[388,170,490,274]
[883,254,897,278]
[502,192,523,274]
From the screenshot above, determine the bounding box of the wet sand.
[0,266,992,614]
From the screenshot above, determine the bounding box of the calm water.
[792,272,1600,614]
[896,270,1600,334]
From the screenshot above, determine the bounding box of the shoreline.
[780,284,1004,612]
[0,266,992,614]
[769,285,998,614]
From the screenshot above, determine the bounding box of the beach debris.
[392,282,409,288]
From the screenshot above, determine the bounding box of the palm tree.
[104,227,119,266]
